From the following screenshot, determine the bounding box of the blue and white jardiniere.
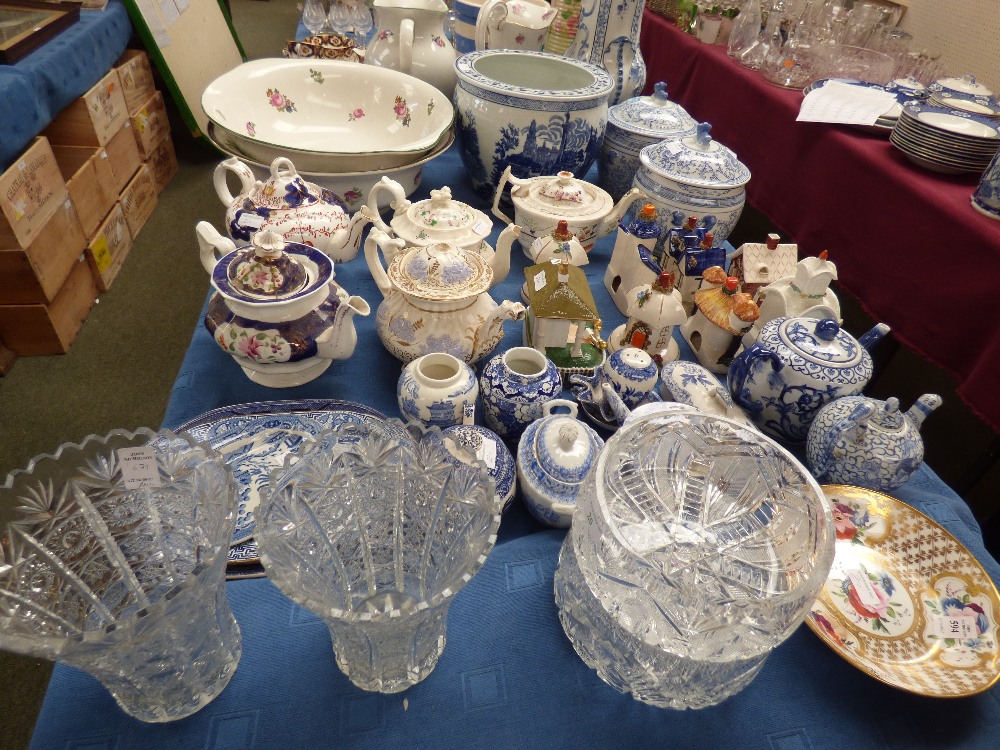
[728,316,891,443]
[805,393,942,492]
[397,352,479,427]
[480,346,562,438]
[516,400,604,527]
[454,49,614,199]
[603,347,658,407]
[632,122,750,247]
[598,82,698,201]
[442,423,518,511]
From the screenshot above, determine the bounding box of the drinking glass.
[258,420,500,693]
[327,0,353,36]
[302,0,329,35]
[0,429,240,722]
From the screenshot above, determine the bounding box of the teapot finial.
[815,318,840,341]
[252,229,286,258]
[653,81,669,103]
[883,397,900,415]
[429,186,453,205]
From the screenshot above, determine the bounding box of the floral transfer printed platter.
[175,399,390,560]
[806,484,1000,697]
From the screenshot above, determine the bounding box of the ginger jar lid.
[513,172,613,221]
[757,316,873,385]
[387,242,493,301]
[639,122,751,189]
[390,186,494,246]
[609,81,699,139]
[519,403,604,500]
[247,157,323,210]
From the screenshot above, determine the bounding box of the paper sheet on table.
[797,81,898,125]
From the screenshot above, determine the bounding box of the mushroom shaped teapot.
[213,156,397,262]
[197,223,370,387]
[364,229,525,364]
[805,393,942,491]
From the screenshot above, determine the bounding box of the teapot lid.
[609,81,699,139]
[521,406,604,498]
[391,186,494,245]
[512,172,614,220]
[247,157,323,210]
[213,230,333,305]
[387,242,493,301]
[639,122,751,189]
[758,316,872,383]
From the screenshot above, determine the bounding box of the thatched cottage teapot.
[365,229,525,364]
[198,224,369,387]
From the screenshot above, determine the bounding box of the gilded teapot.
[365,229,525,364]
[198,224,370,387]
[213,156,396,263]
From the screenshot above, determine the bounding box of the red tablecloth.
[639,10,1000,433]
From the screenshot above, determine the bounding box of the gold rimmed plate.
[806,484,1000,697]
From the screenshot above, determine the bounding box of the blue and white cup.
[972,148,1000,221]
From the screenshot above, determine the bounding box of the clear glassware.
[327,0,353,36]
[761,0,817,88]
[302,0,329,35]
[258,420,500,694]
[727,0,764,68]
[0,429,240,722]
[554,411,835,709]
[347,0,374,45]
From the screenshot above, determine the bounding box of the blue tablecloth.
[0,1,133,171]
[30,142,1000,749]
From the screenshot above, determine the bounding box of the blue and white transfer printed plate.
[175,399,390,565]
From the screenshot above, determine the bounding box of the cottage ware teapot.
[492,166,645,252]
[727,316,891,443]
[198,224,370,387]
[366,0,459,97]
[213,156,390,263]
[365,229,526,364]
[475,0,554,52]
[805,393,943,491]
[368,183,521,283]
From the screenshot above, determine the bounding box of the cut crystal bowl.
[258,419,500,693]
[555,411,835,709]
[0,428,240,722]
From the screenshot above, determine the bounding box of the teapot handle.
[727,346,783,413]
[195,221,237,276]
[543,398,578,419]
[491,166,515,224]
[399,18,415,75]
[213,157,257,208]
[364,229,405,298]
[365,176,410,234]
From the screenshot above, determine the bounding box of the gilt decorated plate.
[806,485,1000,697]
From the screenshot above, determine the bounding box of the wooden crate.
[0,137,69,250]
[117,49,157,115]
[146,134,179,194]
[120,165,157,238]
[42,69,129,148]
[51,145,117,238]
[85,202,132,292]
[0,198,87,305]
[0,258,98,356]
[104,122,142,194]
[130,91,171,160]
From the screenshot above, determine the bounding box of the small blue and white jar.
[602,347,659,407]
[397,352,479,428]
[480,346,562,438]
[442,424,517,512]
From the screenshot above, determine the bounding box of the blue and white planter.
[442,423,517,512]
[454,49,613,198]
[480,346,562,438]
[397,352,479,428]
[603,347,658,408]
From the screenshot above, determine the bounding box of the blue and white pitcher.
[563,0,646,106]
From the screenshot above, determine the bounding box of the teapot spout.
[196,221,237,275]
[489,223,521,286]
[330,210,375,264]
[906,393,942,426]
[472,299,525,362]
[857,322,892,351]
[598,187,647,238]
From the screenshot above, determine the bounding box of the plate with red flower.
[805,484,1000,697]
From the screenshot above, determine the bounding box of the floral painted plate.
[175,399,390,559]
[806,484,1000,697]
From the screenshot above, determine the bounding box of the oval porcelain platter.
[806,484,1000,697]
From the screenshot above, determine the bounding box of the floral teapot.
[492,166,645,252]
[197,224,370,387]
[366,182,521,284]
[805,393,943,491]
[365,229,525,364]
[213,156,396,263]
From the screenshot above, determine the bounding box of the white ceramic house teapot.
[197,224,370,387]
[213,156,397,263]
[805,393,943,491]
[367,183,521,284]
[492,166,645,252]
[364,229,526,364]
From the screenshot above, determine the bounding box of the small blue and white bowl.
[442,424,516,512]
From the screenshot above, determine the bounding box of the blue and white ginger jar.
[397,352,479,428]
[480,346,562,438]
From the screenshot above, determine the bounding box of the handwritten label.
[533,270,547,292]
[477,439,497,470]
[462,402,475,425]
[473,218,491,236]
[117,447,162,489]
[932,615,977,641]
[237,213,266,230]
[530,236,545,256]
[847,570,882,609]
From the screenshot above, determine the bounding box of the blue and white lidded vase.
[603,347,659,407]
[397,352,479,428]
[480,346,562,438]
[442,424,518,512]
[727,316,891,444]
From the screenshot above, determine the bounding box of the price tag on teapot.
[237,213,267,230]
[117,447,162,489]
[473,218,491,236]
[530,236,545,256]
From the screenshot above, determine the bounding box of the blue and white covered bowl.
[442,424,517,512]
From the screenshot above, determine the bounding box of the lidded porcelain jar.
[728,316,892,443]
[599,82,698,201]
[603,347,658,407]
[397,352,480,428]
[493,166,645,252]
[442,424,517,512]
[480,346,562,438]
[516,400,605,528]
[633,122,750,246]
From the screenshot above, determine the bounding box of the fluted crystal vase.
[0,429,241,722]
[258,420,500,693]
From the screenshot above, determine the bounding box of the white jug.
[475,0,554,52]
[366,0,459,97]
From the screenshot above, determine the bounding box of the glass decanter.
[728,0,765,69]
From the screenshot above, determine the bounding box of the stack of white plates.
[927,90,1000,121]
[890,101,1000,174]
